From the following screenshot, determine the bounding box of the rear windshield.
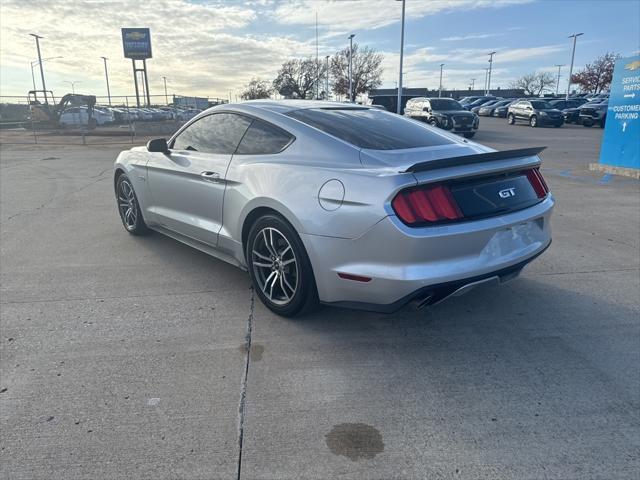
[285,108,454,150]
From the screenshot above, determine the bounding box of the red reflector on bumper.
[337,272,372,282]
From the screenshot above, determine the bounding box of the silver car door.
[145,112,252,246]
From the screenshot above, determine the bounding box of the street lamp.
[483,68,489,92]
[486,51,496,95]
[30,56,62,94]
[396,0,406,114]
[439,63,444,98]
[566,33,584,100]
[162,76,168,105]
[348,34,355,102]
[63,80,81,94]
[554,64,564,96]
[325,55,330,100]
[101,57,111,106]
[29,33,48,103]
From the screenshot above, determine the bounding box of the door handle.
[200,171,221,182]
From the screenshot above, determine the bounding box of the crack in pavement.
[2,173,110,224]
[236,287,255,480]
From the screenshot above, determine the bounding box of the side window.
[172,113,251,154]
[235,119,294,155]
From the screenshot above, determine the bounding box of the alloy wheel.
[251,227,298,306]
[118,179,138,230]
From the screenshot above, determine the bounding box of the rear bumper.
[302,195,554,310]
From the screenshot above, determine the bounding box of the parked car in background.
[547,99,585,111]
[507,99,564,127]
[404,97,479,138]
[114,100,553,316]
[471,99,501,114]
[492,100,518,118]
[463,96,500,111]
[579,100,608,128]
[562,99,598,124]
[59,106,113,127]
[478,99,514,117]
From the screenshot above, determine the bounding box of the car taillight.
[392,184,463,225]
[526,168,549,198]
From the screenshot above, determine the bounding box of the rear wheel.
[246,214,318,317]
[507,113,515,125]
[529,115,538,128]
[115,174,150,235]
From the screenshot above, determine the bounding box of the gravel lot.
[1,117,638,479]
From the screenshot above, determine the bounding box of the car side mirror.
[423,107,431,112]
[147,138,169,153]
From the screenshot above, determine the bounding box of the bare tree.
[240,78,272,100]
[272,58,326,99]
[509,72,556,96]
[570,52,619,93]
[330,43,384,101]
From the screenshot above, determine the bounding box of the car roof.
[237,99,371,114]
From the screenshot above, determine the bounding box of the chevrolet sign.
[122,28,152,59]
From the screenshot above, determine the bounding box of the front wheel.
[115,174,150,235]
[463,132,476,139]
[246,214,319,317]
[529,115,538,128]
[507,113,515,125]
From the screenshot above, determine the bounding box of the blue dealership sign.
[598,55,640,170]
[122,28,152,59]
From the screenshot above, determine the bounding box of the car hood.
[432,110,475,115]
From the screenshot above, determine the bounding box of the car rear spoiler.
[403,146,546,173]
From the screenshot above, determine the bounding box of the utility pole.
[101,57,111,106]
[325,55,330,100]
[566,33,584,100]
[396,0,406,114]
[348,34,355,102]
[439,63,444,98]
[162,76,168,105]
[30,34,48,103]
[486,51,496,95]
[315,11,319,99]
[554,64,564,96]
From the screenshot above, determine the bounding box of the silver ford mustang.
[114,100,553,316]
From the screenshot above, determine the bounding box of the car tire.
[529,115,538,128]
[554,122,562,128]
[507,113,515,125]
[599,117,606,128]
[115,174,150,236]
[429,118,438,127]
[463,132,476,139]
[582,120,592,127]
[246,214,319,317]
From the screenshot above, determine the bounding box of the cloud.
[0,0,313,97]
[442,33,503,42]
[274,0,534,35]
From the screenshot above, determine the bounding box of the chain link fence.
[0,94,228,146]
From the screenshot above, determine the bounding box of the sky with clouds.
[1,0,638,101]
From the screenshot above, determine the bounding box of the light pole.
[29,34,48,104]
[566,33,584,100]
[64,80,81,94]
[439,63,444,98]
[486,51,496,95]
[30,57,62,94]
[162,76,168,105]
[470,78,476,90]
[325,55,330,100]
[348,34,355,102]
[554,64,564,96]
[483,68,489,92]
[101,57,112,106]
[396,0,406,114]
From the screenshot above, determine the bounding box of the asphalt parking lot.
[1,117,638,479]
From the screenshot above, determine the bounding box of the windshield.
[530,101,553,110]
[285,108,455,150]
[429,99,463,111]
